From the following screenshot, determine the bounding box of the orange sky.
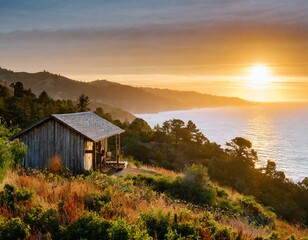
[1,1,308,102]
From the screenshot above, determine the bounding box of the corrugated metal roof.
[10,112,124,141]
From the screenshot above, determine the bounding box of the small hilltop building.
[10,112,125,173]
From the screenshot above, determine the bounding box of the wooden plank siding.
[11,112,125,174]
[21,118,85,173]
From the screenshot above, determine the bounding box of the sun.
[247,64,273,86]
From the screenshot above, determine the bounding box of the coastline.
[136,104,308,182]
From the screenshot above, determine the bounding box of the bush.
[214,227,238,240]
[129,225,153,240]
[124,155,142,168]
[0,119,27,181]
[183,164,210,187]
[170,177,217,205]
[0,217,30,240]
[268,231,280,240]
[176,164,217,205]
[240,196,275,227]
[59,213,111,240]
[60,213,151,240]
[172,222,195,238]
[286,235,299,240]
[165,228,185,240]
[25,207,60,236]
[0,184,32,214]
[84,193,111,212]
[108,219,130,240]
[129,171,217,206]
[141,211,171,240]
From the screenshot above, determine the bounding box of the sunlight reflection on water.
[136,104,308,182]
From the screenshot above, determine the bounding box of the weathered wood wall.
[21,119,85,173]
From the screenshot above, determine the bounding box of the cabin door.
[84,141,93,170]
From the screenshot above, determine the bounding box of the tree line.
[0,82,95,128]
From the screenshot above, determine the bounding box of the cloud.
[1,0,308,32]
[1,0,308,91]
[1,18,308,76]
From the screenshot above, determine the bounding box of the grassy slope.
[0,164,307,239]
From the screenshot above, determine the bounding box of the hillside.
[0,67,251,114]
[141,87,252,108]
[0,89,307,239]
[0,68,135,122]
[1,165,307,239]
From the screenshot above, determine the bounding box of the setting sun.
[248,64,273,86]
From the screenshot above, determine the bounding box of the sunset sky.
[1,0,308,102]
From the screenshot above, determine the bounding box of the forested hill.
[0,67,251,114]
[141,87,251,109]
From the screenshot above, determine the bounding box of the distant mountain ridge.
[0,67,251,115]
[141,87,250,109]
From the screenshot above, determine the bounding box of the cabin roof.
[10,112,124,142]
[52,112,124,141]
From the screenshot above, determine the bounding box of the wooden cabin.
[10,112,125,173]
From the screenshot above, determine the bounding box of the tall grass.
[0,169,307,239]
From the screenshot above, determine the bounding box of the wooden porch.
[84,133,127,172]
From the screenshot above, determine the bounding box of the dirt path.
[114,166,157,176]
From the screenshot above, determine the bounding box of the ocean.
[136,103,308,182]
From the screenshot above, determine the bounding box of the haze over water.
[137,103,308,182]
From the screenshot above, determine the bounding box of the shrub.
[216,188,228,198]
[129,174,171,192]
[59,213,111,240]
[0,119,27,180]
[172,222,195,238]
[0,184,32,214]
[217,197,239,212]
[84,193,111,212]
[129,172,217,206]
[60,213,150,240]
[268,231,280,240]
[0,217,30,240]
[125,155,142,168]
[39,208,60,234]
[24,206,43,231]
[240,196,275,227]
[25,207,60,236]
[141,211,171,240]
[199,211,218,235]
[129,225,153,240]
[165,228,185,240]
[286,235,299,240]
[214,226,238,240]
[171,177,217,205]
[183,164,210,188]
[108,219,130,240]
